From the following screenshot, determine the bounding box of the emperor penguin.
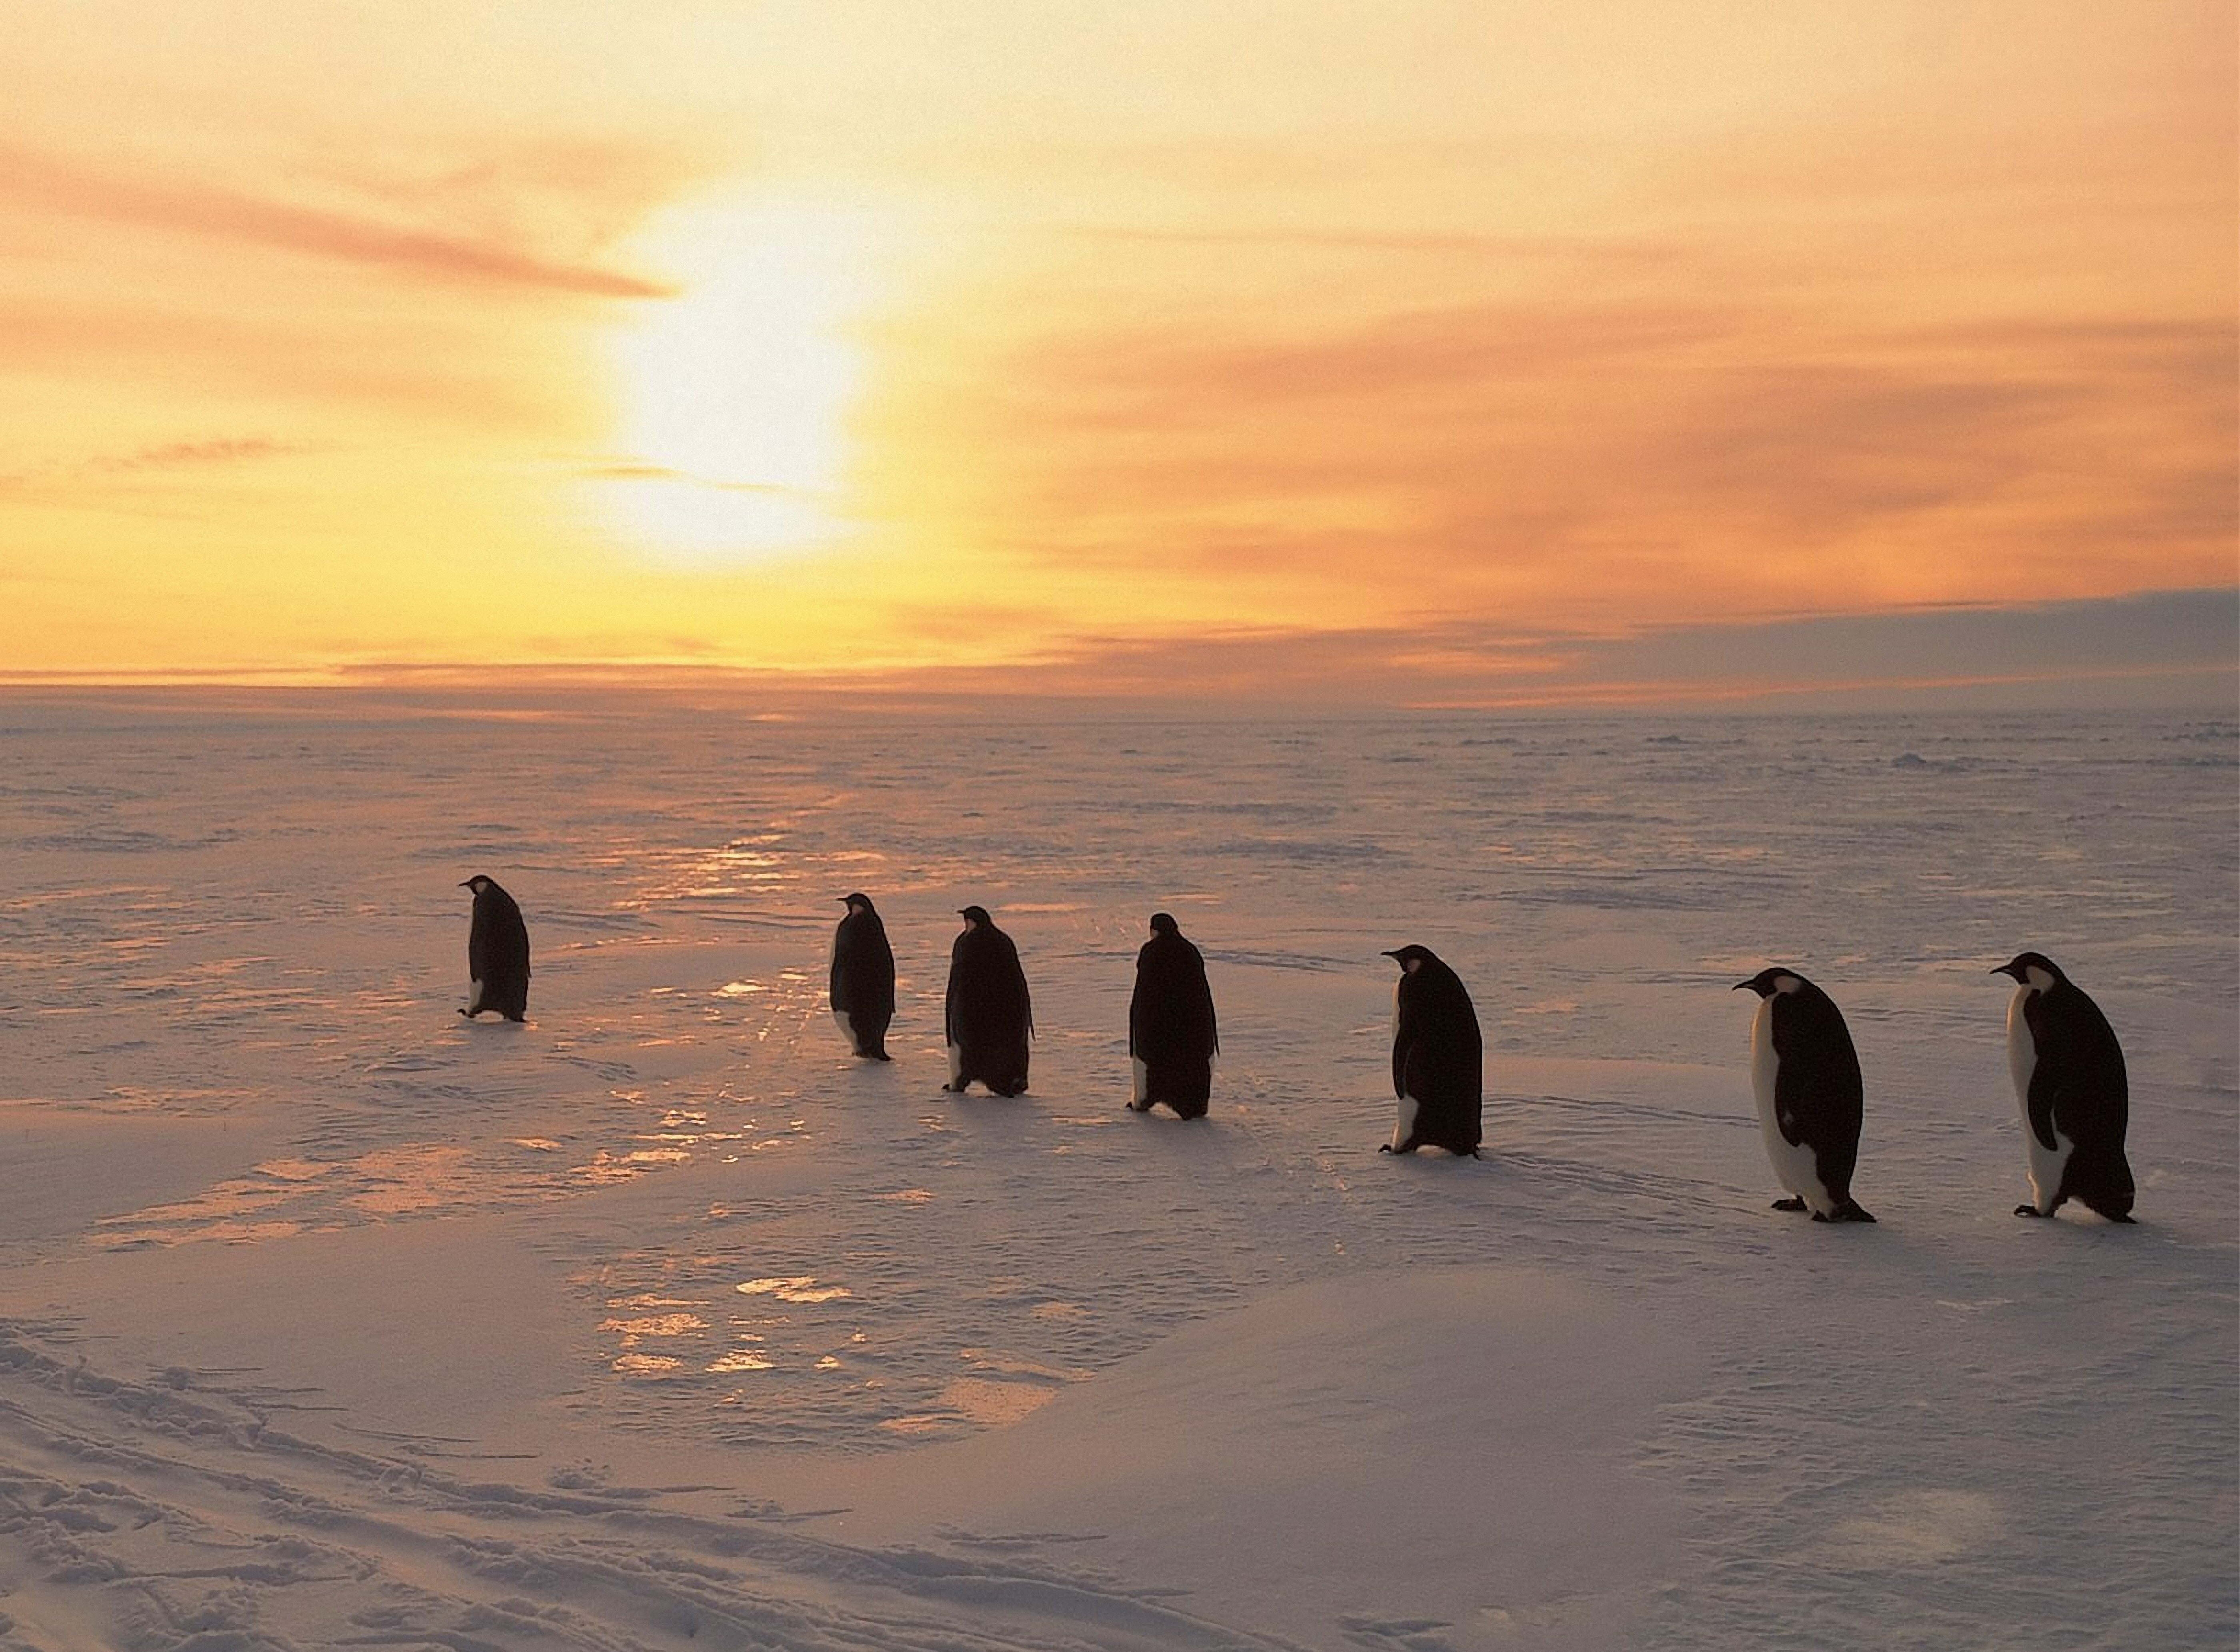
[944,906,1032,1096]
[1994,952,2134,1222]
[1379,945,1482,1156]
[1128,912,1218,1119]
[829,892,896,1060]
[1732,967,1874,1222]
[460,875,530,1022]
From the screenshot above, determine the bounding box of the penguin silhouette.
[1380,945,1482,1156]
[460,875,530,1022]
[1995,952,2134,1222]
[944,906,1032,1096]
[830,892,896,1060]
[1733,967,1874,1222]
[1128,912,1218,1119]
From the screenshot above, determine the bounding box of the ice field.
[0,689,2233,1650]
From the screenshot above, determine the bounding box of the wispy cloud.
[0,435,314,491]
[0,145,673,298]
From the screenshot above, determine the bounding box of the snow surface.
[0,692,2233,1650]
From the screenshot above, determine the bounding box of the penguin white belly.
[1752,999,1833,1214]
[467,977,486,1015]
[1130,1056,1149,1108]
[2007,987,2072,1212]
[1389,992,1415,1150]
[946,1042,964,1087]
[1390,1092,1420,1152]
[832,1009,859,1053]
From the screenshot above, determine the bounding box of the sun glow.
[598,192,891,566]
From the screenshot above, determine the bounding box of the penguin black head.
[1149,912,1180,936]
[1994,951,2064,987]
[1382,944,1440,974]
[840,892,877,915]
[1733,966,1806,998]
[959,905,993,929]
[461,875,498,896]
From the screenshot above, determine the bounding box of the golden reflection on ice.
[708,1349,776,1373]
[600,1313,708,1340]
[571,1147,692,1185]
[736,1276,853,1303]
[600,1308,708,1379]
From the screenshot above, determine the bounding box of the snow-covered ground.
[1,691,2232,1651]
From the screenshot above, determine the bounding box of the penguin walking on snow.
[1380,945,1482,1156]
[1994,952,2134,1222]
[830,893,896,1060]
[944,906,1032,1096]
[1733,967,1874,1222]
[1128,912,1218,1119]
[460,874,531,1022]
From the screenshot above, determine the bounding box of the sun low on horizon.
[0,1,2232,706]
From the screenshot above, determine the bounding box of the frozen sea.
[0,690,2233,1651]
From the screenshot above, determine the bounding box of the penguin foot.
[1126,1099,1153,1113]
[941,1082,966,1094]
[1770,1197,1808,1212]
[1828,1202,1876,1223]
[1377,1144,1394,1154]
[2012,1204,2045,1218]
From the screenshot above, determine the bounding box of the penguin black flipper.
[830,894,897,1060]
[1768,985,1865,1210]
[2034,985,2133,1220]
[1129,915,1218,1120]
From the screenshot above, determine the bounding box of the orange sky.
[2,2,2233,704]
